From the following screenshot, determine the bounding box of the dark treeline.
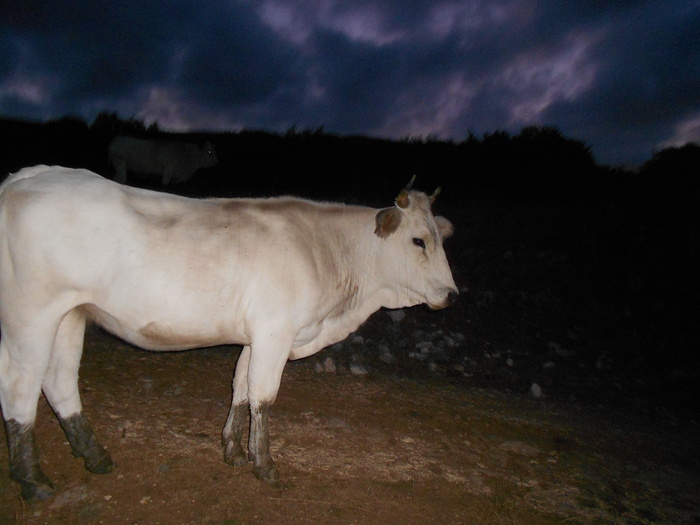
[2,112,698,208]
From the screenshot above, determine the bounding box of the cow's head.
[374,177,458,310]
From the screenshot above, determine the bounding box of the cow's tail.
[0,165,54,199]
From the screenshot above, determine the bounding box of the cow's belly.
[83,303,249,351]
[73,249,259,350]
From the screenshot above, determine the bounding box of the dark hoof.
[84,452,114,474]
[253,464,280,487]
[19,479,56,501]
[223,441,249,467]
[225,455,249,467]
[233,455,249,467]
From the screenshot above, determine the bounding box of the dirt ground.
[1,329,698,525]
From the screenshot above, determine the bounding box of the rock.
[500,440,541,457]
[548,341,576,357]
[327,417,348,429]
[387,309,405,323]
[350,364,368,375]
[416,341,433,354]
[116,419,133,433]
[323,357,336,373]
[378,350,396,364]
[49,485,88,510]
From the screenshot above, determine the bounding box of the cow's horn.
[429,186,441,204]
[396,175,416,209]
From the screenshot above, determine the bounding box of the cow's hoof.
[19,480,56,502]
[253,464,280,487]
[223,442,249,467]
[227,454,249,468]
[84,452,114,474]
[233,455,249,467]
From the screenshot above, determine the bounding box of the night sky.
[1,1,698,166]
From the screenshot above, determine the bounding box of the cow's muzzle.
[447,290,459,306]
[428,289,459,310]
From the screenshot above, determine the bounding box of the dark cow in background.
[0,166,457,500]
[108,136,218,185]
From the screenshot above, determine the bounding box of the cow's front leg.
[249,400,278,483]
[244,333,291,486]
[223,346,250,466]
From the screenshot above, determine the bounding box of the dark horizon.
[3,112,699,178]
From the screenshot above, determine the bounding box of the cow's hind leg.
[3,420,55,500]
[42,309,113,475]
[0,328,58,500]
[222,345,250,466]
[57,414,112,474]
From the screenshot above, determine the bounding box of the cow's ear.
[395,189,410,209]
[396,175,416,208]
[374,208,402,238]
[435,216,454,238]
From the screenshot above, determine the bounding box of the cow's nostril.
[448,290,459,305]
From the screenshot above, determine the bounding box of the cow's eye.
[412,238,426,249]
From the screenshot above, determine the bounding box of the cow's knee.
[4,420,55,501]
[58,413,114,474]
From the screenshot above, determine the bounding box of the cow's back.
[0,165,54,195]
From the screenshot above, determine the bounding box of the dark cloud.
[539,1,700,163]
[1,0,698,165]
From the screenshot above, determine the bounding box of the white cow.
[108,136,218,185]
[0,166,457,500]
